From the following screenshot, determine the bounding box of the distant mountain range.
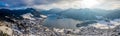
[1,8,120,28]
[1,8,120,21]
[40,8,120,21]
[0,8,120,36]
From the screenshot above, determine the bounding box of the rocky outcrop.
[0,22,13,36]
[0,8,68,36]
[1,8,120,36]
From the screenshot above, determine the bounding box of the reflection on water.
[43,16,81,29]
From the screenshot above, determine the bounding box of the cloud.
[95,0,120,10]
[0,0,64,8]
[33,0,120,10]
[33,0,82,10]
[0,0,79,7]
[0,0,120,10]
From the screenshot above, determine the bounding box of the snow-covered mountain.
[0,8,120,36]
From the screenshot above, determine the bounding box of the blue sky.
[0,1,8,7]
[0,0,120,10]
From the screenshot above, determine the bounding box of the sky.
[0,0,120,10]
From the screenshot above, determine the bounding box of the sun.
[81,0,100,8]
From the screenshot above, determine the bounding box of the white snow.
[40,15,47,18]
[21,13,35,20]
[90,19,120,29]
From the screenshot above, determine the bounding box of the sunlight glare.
[81,0,100,8]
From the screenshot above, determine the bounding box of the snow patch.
[90,19,120,29]
[21,13,35,20]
